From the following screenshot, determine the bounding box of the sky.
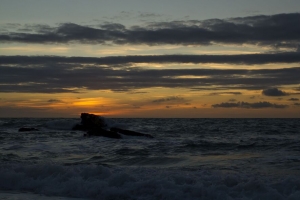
[0,0,300,118]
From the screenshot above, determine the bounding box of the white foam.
[0,163,299,200]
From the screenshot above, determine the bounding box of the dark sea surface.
[0,118,300,199]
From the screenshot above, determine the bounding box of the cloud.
[138,12,162,19]
[262,88,288,96]
[288,98,299,101]
[212,102,238,108]
[212,101,288,109]
[1,13,300,48]
[152,96,186,104]
[209,92,242,96]
[1,53,300,66]
[228,99,237,102]
[99,23,125,31]
[110,88,132,92]
[0,61,300,93]
[47,99,63,103]
[128,91,148,94]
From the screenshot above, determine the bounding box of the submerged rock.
[88,128,122,139]
[18,127,39,132]
[73,113,153,139]
[110,127,154,138]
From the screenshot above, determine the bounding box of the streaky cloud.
[152,96,186,104]
[212,101,288,109]
[262,88,288,96]
[228,99,237,102]
[209,92,242,96]
[47,99,63,103]
[1,53,300,65]
[0,13,300,48]
[0,62,300,93]
[288,98,299,101]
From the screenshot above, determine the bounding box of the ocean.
[0,118,300,200]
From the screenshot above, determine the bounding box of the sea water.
[0,118,300,199]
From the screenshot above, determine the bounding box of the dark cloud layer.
[152,96,186,103]
[228,99,237,102]
[288,98,299,101]
[262,88,288,96]
[212,101,288,109]
[209,92,242,96]
[48,99,63,103]
[1,13,300,48]
[1,52,300,66]
[0,60,300,93]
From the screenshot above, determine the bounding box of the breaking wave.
[1,163,300,200]
[0,164,300,200]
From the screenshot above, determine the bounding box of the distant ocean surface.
[0,118,300,200]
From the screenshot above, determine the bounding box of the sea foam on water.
[1,163,300,200]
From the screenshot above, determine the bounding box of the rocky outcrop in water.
[72,113,153,139]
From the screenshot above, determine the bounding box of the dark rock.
[19,127,39,132]
[110,127,154,138]
[73,113,153,139]
[72,124,88,131]
[72,113,106,131]
[81,113,106,128]
[87,128,122,139]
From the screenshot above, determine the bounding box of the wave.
[181,139,257,151]
[0,163,300,200]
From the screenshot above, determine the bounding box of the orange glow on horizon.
[73,100,102,106]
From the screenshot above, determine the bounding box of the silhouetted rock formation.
[19,127,39,132]
[73,113,153,139]
[81,113,107,128]
[72,113,107,131]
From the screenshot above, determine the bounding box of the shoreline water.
[1,118,299,199]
